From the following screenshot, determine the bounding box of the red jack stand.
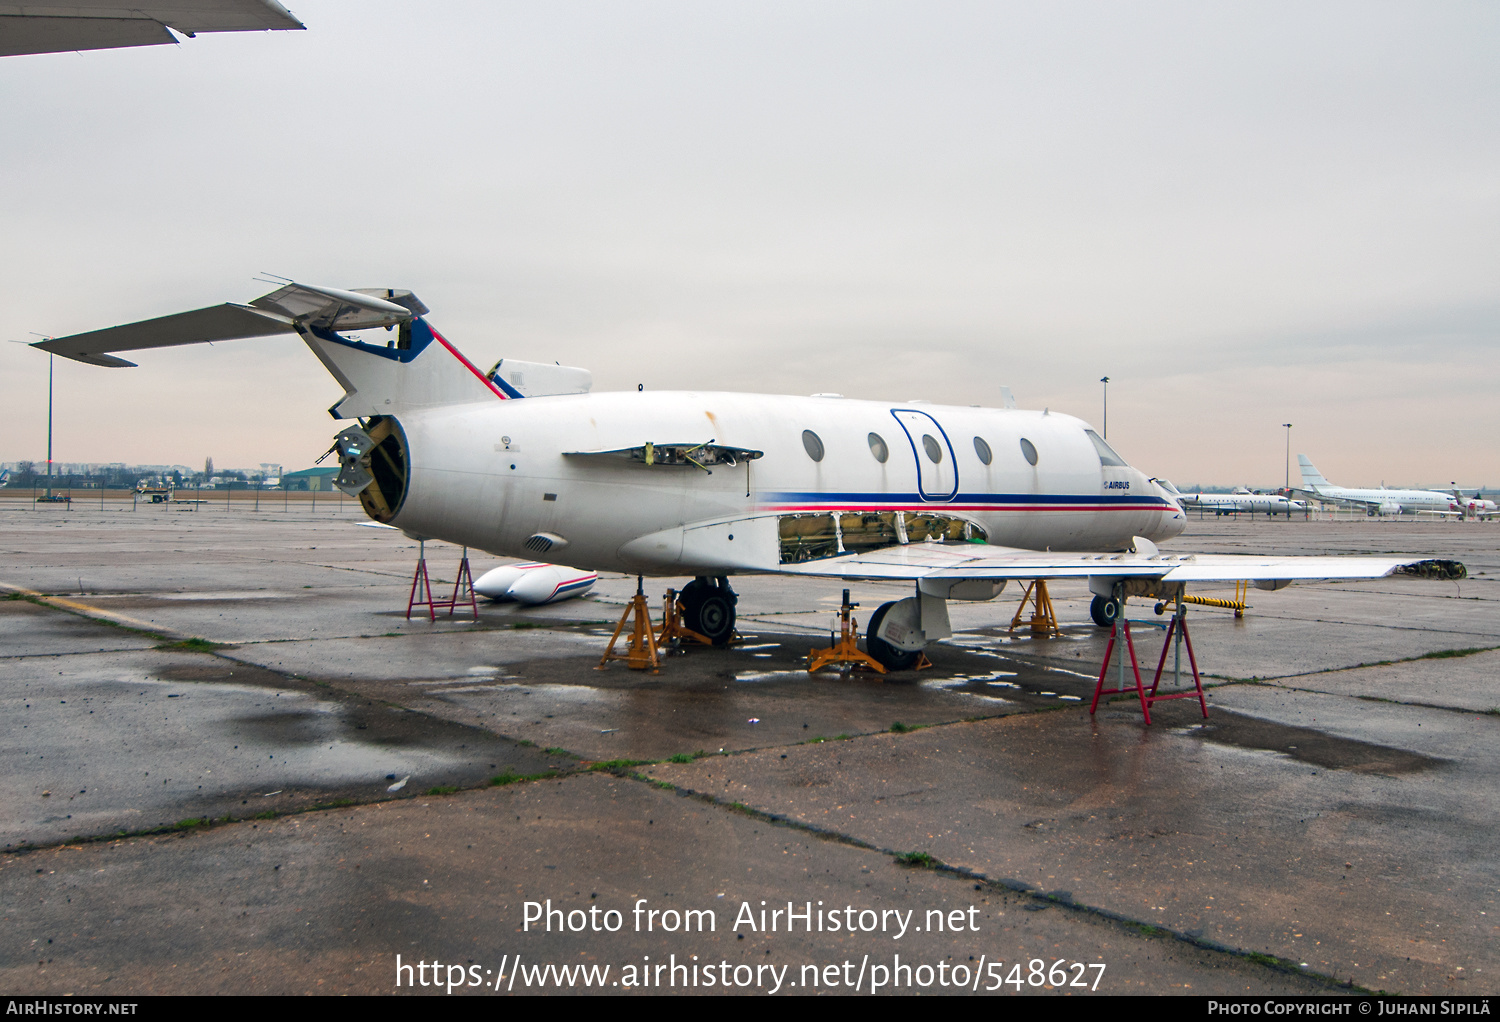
[1090,593,1207,724]
[1147,598,1207,718]
[406,542,479,622]
[598,576,661,673]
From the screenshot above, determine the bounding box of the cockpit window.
[1085,429,1127,467]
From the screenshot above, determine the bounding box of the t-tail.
[32,280,594,524]
[1297,455,1332,493]
[31,280,592,417]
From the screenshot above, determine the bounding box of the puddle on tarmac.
[1171,710,1447,774]
[735,670,813,683]
[918,678,1019,704]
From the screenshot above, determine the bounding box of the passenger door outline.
[890,408,959,502]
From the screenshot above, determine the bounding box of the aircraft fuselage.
[382,391,1185,576]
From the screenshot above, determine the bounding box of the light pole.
[1283,423,1293,494]
[1100,377,1110,439]
[45,352,54,499]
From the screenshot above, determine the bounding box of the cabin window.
[1019,437,1038,466]
[801,429,825,463]
[973,436,992,465]
[1084,429,1126,467]
[867,432,889,463]
[922,434,943,464]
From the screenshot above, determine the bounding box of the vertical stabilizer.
[302,318,511,419]
[1298,455,1331,492]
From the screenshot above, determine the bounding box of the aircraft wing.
[1,1,304,57]
[771,541,1464,585]
[1289,488,1382,510]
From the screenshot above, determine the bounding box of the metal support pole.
[1174,590,1183,690]
[1283,423,1292,503]
[1116,582,1125,694]
[45,354,53,499]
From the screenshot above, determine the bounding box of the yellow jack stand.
[1008,580,1062,637]
[808,589,886,675]
[657,588,713,649]
[597,576,661,673]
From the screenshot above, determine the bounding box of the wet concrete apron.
[2,509,1497,994]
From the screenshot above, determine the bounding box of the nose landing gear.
[678,576,738,646]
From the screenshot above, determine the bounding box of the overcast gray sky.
[2,0,1496,488]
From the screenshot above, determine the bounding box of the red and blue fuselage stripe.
[760,491,1174,513]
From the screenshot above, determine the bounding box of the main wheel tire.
[1090,595,1122,628]
[681,578,737,645]
[866,601,921,671]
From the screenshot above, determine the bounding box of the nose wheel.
[679,576,737,645]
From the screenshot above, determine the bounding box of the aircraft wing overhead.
[32,303,297,366]
[772,542,1464,584]
[0,1,304,57]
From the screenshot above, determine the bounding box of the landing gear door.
[891,409,959,502]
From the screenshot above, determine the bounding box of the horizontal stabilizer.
[34,304,295,365]
[33,282,426,367]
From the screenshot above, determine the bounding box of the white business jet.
[1157,481,1305,518]
[1295,456,1461,517]
[33,282,1464,669]
[1452,492,1498,520]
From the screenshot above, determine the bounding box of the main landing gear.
[865,602,922,671]
[1090,594,1122,628]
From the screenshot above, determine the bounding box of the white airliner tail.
[1298,455,1332,492]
